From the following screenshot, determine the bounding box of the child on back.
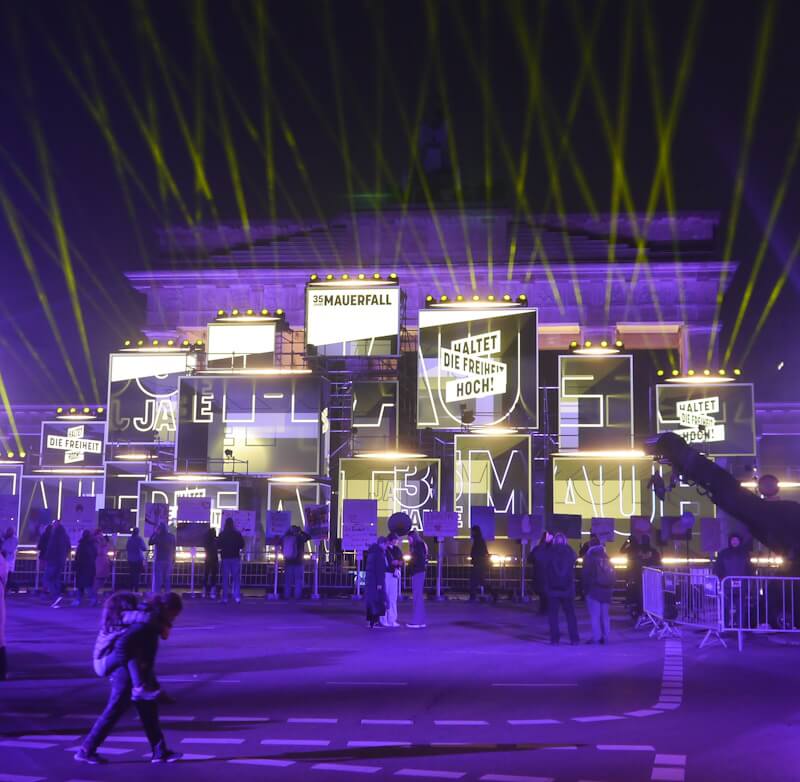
[93,591,160,700]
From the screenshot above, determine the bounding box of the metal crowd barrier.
[642,567,800,650]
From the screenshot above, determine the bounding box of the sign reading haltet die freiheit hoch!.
[417,306,538,429]
[305,281,401,356]
[40,421,105,467]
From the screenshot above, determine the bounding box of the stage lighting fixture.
[487,294,495,301]
[123,339,131,347]
[246,309,254,316]
[261,309,269,316]
[196,339,204,346]
[342,273,350,280]
[152,339,159,346]
[657,369,665,377]
[137,339,144,347]
[231,308,240,316]
[687,369,695,376]
[456,294,464,301]
[440,295,449,302]
[426,295,434,303]
[503,294,511,302]
[83,407,90,414]
[182,339,190,347]
[734,368,742,375]
[276,309,284,316]
[167,339,174,346]
[473,294,480,301]
[389,273,397,280]
[56,407,63,414]
[671,369,680,376]
[19,451,26,458]
[6,452,13,459]
[69,407,77,414]
[519,294,528,302]
[719,369,727,375]
[310,274,319,281]
[97,407,104,414]
[217,309,225,317]
[615,340,623,348]
[358,273,365,280]
[373,272,381,280]
[703,369,711,376]
[325,274,334,281]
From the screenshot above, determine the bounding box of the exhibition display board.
[40,420,105,468]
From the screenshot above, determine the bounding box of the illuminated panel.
[656,382,756,456]
[453,434,531,537]
[417,307,538,429]
[558,355,633,451]
[339,457,440,535]
[352,381,398,452]
[107,352,190,445]
[176,375,324,475]
[19,475,104,544]
[40,420,106,468]
[305,281,400,356]
[207,321,276,369]
[551,455,715,536]
[137,479,239,533]
[104,461,151,512]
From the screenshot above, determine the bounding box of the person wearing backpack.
[544,532,579,645]
[282,525,310,600]
[582,535,615,644]
[218,517,246,604]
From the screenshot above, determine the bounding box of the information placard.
[177,497,212,523]
[177,522,209,548]
[144,502,170,534]
[341,499,378,552]
[304,504,330,540]
[62,496,97,545]
[422,510,459,539]
[590,516,615,543]
[98,508,134,534]
[227,509,257,538]
[417,306,538,429]
[470,505,496,541]
[265,510,292,540]
[40,420,105,468]
[507,513,543,542]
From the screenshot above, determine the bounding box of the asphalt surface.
[1,592,798,782]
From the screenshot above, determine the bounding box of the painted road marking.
[19,734,80,741]
[261,739,331,747]
[104,736,149,743]
[507,719,561,726]
[395,770,466,779]
[288,718,339,724]
[347,741,412,748]
[434,720,489,726]
[362,719,414,726]
[65,746,132,755]
[572,715,624,723]
[0,740,57,750]
[212,716,270,722]
[181,753,216,760]
[312,763,382,774]
[655,755,687,766]
[0,775,47,782]
[229,759,296,768]
[159,715,196,722]
[651,770,685,782]
[480,776,554,782]
[0,713,50,719]
[626,710,663,718]
[597,744,655,751]
[491,683,577,688]
[181,737,245,745]
[327,681,408,687]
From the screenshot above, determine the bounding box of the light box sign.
[176,375,324,475]
[104,461,150,513]
[417,307,538,429]
[107,352,189,445]
[551,455,715,530]
[40,421,105,468]
[339,457,440,536]
[655,383,756,456]
[207,321,276,369]
[454,434,531,537]
[352,381,398,452]
[558,355,633,451]
[305,282,401,356]
[137,480,239,533]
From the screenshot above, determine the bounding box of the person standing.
[469,526,496,601]
[0,547,8,680]
[407,530,428,628]
[582,535,615,644]
[76,592,184,764]
[714,533,753,579]
[93,531,111,606]
[148,523,176,594]
[218,517,245,604]
[73,530,98,607]
[544,532,579,645]
[1,528,17,594]
[126,528,146,593]
[528,531,553,614]
[202,525,219,599]
[380,533,403,627]
[365,537,388,629]
[282,524,310,600]
[44,519,71,607]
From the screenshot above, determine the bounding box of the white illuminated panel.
[207,322,276,367]
[306,284,400,355]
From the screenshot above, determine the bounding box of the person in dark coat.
[469,526,496,601]
[43,520,71,605]
[582,535,615,644]
[544,532,579,645]
[202,526,219,599]
[148,523,176,594]
[528,531,553,614]
[126,528,146,593]
[218,517,245,604]
[714,534,753,579]
[365,537,388,629]
[73,530,98,606]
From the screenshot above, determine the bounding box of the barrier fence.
[642,567,800,650]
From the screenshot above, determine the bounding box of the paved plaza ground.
[1,593,798,782]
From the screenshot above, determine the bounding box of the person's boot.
[0,646,7,681]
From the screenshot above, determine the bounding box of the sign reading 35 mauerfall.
[417,306,538,429]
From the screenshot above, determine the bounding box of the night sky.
[1,0,799,404]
